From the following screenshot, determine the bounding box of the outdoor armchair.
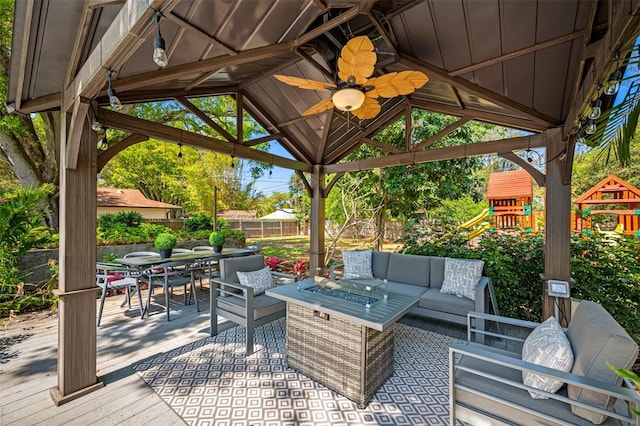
[144,259,199,321]
[210,255,298,355]
[96,262,143,326]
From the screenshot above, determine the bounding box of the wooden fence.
[227,219,300,238]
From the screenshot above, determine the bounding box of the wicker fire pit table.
[266,277,419,408]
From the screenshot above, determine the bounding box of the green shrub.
[401,221,640,336]
[184,213,213,232]
[154,232,177,249]
[98,211,143,229]
[209,231,226,246]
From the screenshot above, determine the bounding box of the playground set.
[572,174,640,237]
[460,170,543,239]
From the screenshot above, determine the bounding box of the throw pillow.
[342,250,374,279]
[522,316,574,399]
[236,266,273,296]
[439,258,484,301]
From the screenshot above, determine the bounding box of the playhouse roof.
[487,170,533,200]
[97,188,181,210]
[574,174,640,204]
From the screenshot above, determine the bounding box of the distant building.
[218,210,257,219]
[97,188,181,219]
[259,208,296,220]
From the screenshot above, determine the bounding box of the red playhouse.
[487,170,541,233]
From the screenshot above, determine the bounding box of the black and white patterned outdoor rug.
[135,318,462,425]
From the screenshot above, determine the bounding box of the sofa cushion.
[429,257,445,289]
[218,294,285,320]
[236,266,273,296]
[386,253,430,287]
[220,255,266,283]
[566,300,638,424]
[419,288,474,317]
[371,251,390,279]
[440,258,484,301]
[342,250,374,279]
[385,281,429,299]
[521,316,574,399]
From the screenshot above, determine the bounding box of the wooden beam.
[412,116,471,151]
[12,93,61,114]
[239,57,302,89]
[164,0,202,62]
[497,151,546,187]
[296,7,359,46]
[450,30,586,77]
[66,97,91,169]
[97,133,148,171]
[64,1,94,88]
[98,109,311,172]
[401,55,561,128]
[244,133,282,147]
[165,11,237,56]
[367,12,399,58]
[409,99,548,132]
[63,0,172,111]
[361,137,404,154]
[14,0,34,111]
[96,85,240,105]
[296,49,334,80]
[237,92,243,143]
[405,104,412,150]
[323,172,344,198]
[563,1,640,136]
[309,165,326,272]
[87,0,126,7]
[176,96,237,142]
[315,113,333,163]
[324,133,546,174]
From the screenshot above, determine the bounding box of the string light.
[152,11,168,68]
[106,69,122,111]
[230,155,235,168]
[605,53,622,96]
[588,98,602,119]
[177,142,183,159]
[91,115,102,131]
[97,127,108,150]
[585,118,597,135]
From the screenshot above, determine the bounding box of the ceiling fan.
[274,36,428,120]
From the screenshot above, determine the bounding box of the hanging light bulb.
[97,127,108,150]
[575,129,586,145]
[605,69,622,95]
[177,142,183,159]
[585,118,597,135]
[588,98,602,119]
[107,70,122,111]
[525,149,534,163]
[230,155,235,168]
[153,11,168,68]
[91,115,102,132]
[269,168,273,177]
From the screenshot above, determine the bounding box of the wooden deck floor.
[1,284,467,425]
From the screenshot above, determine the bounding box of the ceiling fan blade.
[337,36,376,85]
[352,97,381,120]
[274,75,336,91]
[303,97,335,116]
[367,71,429,98]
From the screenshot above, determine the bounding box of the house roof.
[574,174,640,204]
[259,209,296,220]
[486,170,533,200]
[97,188,181,209]
[218,210,257,219]
[7,1,638,174]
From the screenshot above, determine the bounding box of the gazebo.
[6,0,640,405]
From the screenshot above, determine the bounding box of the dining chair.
[123,251,159,258]
[210,255,297,355]
[172,248,192,253]
[144,259,199,321]
[96,262,143,326]
[192,246,214,251]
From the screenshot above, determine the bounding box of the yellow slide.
[459,208,490,229]
[467,223,491,239]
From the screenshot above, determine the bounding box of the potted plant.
[155,233,177,258]
[209,231,226,253]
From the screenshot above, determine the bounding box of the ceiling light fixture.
[153,11,168,68]
[331,88,365,112]
[106,69,122,111]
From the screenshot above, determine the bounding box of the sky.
[246,142,294,196]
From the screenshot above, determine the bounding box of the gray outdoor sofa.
[332,251,499,326]
[450,301,640,425]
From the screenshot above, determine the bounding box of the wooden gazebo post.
[309,165,326,274]
[50,113,103,405]
[543,128,573,326]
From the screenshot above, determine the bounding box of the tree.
[0,0,60,227]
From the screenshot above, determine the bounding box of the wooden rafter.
[13,0,34,111]
[315,112,333,164]
[295,170,312,197]
[66,97,90,169]
[449,30,586,77]
[236,92,243,143]
[64,0,93,88]
[323,172,344,198]
[324,134,546,174]
[295,49,333,80]
[367,12,399,58]
[409,99,547,132]
[411,116,472,151]
[400,55,561,128]
[165,0,202,61]
[405,104,412,150]
[96,86,240,106]
[244,133,282,147]
[176,96,237,143]
[97,109,311,172]
[97,133,148,171]
[361,138,404,154]
[239,57,302,90]
[497,152,546,187]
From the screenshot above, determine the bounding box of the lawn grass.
[247,236,403,265]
